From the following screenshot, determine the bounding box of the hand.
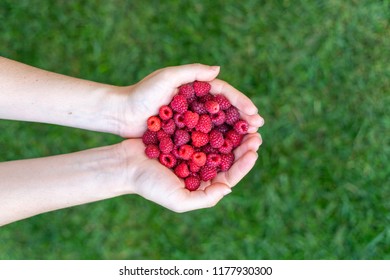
[119,133,262,212]
[116,64,264,138]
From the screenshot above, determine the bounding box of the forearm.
[0,144,130,226]
[0,56,123,134]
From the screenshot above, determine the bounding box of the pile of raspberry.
[143,81,248,191]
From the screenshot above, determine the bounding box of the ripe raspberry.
[214,94,232,110]
[159,137,174,154]
[147,116,161,132]
[210,110,226,126]
[206,153,222,168]
[200,166,217,181]
[178,144,194,160]
[225,130,243,148]
[225,106,240,125]
[202,144,218,154]
[190,101,207,115]
[157,130,169,141]
[174,129,190,146]
[199,94,214,103]
[162,119,176,135]
[145,144,160,159]
[142,130,158,145]
[158,105,173,121]
[174,162,190,178]
[188,160,201,173]
[193,81,211,97]
[205,100,220,114]
[220,153,235,172]
[196,114,212,134]
[178,83,195,99]
[185,176,201,191]
[183,111,199,129]
[159,153,177,168]
[209,129,224,149]
[214,123,231,134]
[173,113,186,129]
[191,151,207,167]
[170,94,188,113]
[191,131,209,147]
[234,120,249,135]
[171,145,180,159]
[219,139,233,154]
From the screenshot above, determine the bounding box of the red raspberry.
[205,100,220,114]
[158,105,173,121]
[214,94,232,110]
[225,130,243,148]
[142,130,158,145]
[188,160,201,173]
[214,123,231,134]
[173,113,186,129]
[159,137,174,154]
[185,176,201,191]
[170,94,188,113]
[159,153,177,168]
[210,110,226,126]
[174,162,190,178]
[178,144,194,160]
[162,119,176,135]
[145,144,160,159]
[193,81,211,97]
[234,120,249,135]
[199,94,214,103]
[225,106,240,125]
[178,83,195,99]
[209,129,224,148]
[191,151,207,167]
[195,114,212,134]
[220,153,235,171]
[202,144,218,154]
[147,116,161,132]
[171,145,180,159]
[190,101,207,115]
[157,130,169,141]
[191,131,209,147]
[183,111,199,129]
[200,166,217,181]
[206,153,222,168]
[174,129,190,146]
[219,139,233,154]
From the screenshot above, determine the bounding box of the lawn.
[0,0,389,259]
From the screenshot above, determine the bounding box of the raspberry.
[162,119,176,135]
[190,101,207,115]
[158,105,173,121]
[170,95,188,113]
[178,83,195,99]
[209,129,224,148]
[206,153,222,168]
[214,94,232,110]
[142,130,158,145]
[188,160,201,173]
[193,81,211,97]
[159,137,174,154]
[225,130,243,148]
[178,144,194,160]
[183,111,199,129]
[147,116,161,132]
[171,145,180,159]
[191,131,209,147]
[184,176,201,191]
[199,94,214,103]
[145,144,160,159]
[159,153,177,168]
[202,144,218,154]
[173,113,186,128]
[225,106,240,125]
[220,153,235,172]
[214,123,231,134]
[196,114,212,134]
[200,166,217,181]
[205,100,220,114]
[191,151,207,167]
[157,130,169,141]
[234,120,249,135]
[210,110,226,126]
[219,139,233,154]
[174,129,190,146]
[174,162,190,178]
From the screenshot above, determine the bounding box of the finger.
[224,151,258,187]
[241,113,265,133]
[233,133,262,159]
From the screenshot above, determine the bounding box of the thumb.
[163,64,220,88]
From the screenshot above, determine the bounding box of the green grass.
[0,0,389,259]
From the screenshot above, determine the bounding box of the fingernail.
[210,66,220,71]
[222,188,232,196]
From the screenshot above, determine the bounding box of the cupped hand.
[119,133,262,212]
[116,64,264,138]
